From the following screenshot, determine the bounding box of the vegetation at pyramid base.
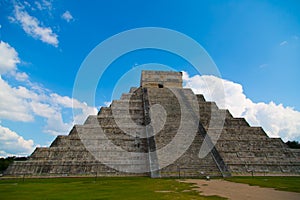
[0,156,28,173]
[286,140,300,149]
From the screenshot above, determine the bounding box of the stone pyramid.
[5,71,300,177]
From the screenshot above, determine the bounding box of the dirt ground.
[183,179,300,200]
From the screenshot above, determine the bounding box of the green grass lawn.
[225,176,300,193]
[0,177,224,200]
[1,176,299,199]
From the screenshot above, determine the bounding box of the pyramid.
[5,71,300,177]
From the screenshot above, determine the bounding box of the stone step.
[227,164,300,173]
[198,101,219,111]
[75,125,144,138]
[129,87,139,93]
[221,126,267,134]
[120,94,143,100]
[5,160,150,176]
[206,127,269,140]
[200,109,232,119]
[112,99,143,104]
[201,117,250,129]
[98,118,145,126]
[98,107,111,115]
[50,136,85,147]
[84,115,98,125]
[196,94,206,102]
[98,114,144,119]
[216,141,285,151]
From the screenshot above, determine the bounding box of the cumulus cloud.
[0,41,29,82]
[0,74,97,135]
[61,11,73,22]
[0,41,20,74]
[11,4,58,47]
[0,41,97,157]
[50,94,97,124]
[182,71,300,141]
[0,77,34,122]
[0,125,35,157]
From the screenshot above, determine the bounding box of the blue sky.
[0,0,299,157]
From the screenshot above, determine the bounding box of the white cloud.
[0,41,29,82]
[14,72,29,82]
[0,41,97,157]
[61,11,73,22]
[11,4,58,47]
[183,71,300,141]
[0,77,34,122]
[0,41,20,74]
[23,1,32,8]
[50,93,97,125]
[0,74,97,134]
[280,40,288,46]
[31,100,72,136]
[35,1,43,10]
[35,0,52,11]
[0,125,35,157]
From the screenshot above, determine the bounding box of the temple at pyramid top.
[140,70,183,88]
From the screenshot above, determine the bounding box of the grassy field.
[225,176,300,193]
[0,177,224,200]
[1,176,299,199]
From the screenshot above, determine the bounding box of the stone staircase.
[144,87,222,177]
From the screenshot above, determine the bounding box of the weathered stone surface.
[4,70,300,177]
[140,70,183,88]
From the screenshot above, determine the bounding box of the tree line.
[0,156,28,174]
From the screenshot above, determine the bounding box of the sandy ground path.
[183,179,300,200]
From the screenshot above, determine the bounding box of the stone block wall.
[140,70,182,88]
